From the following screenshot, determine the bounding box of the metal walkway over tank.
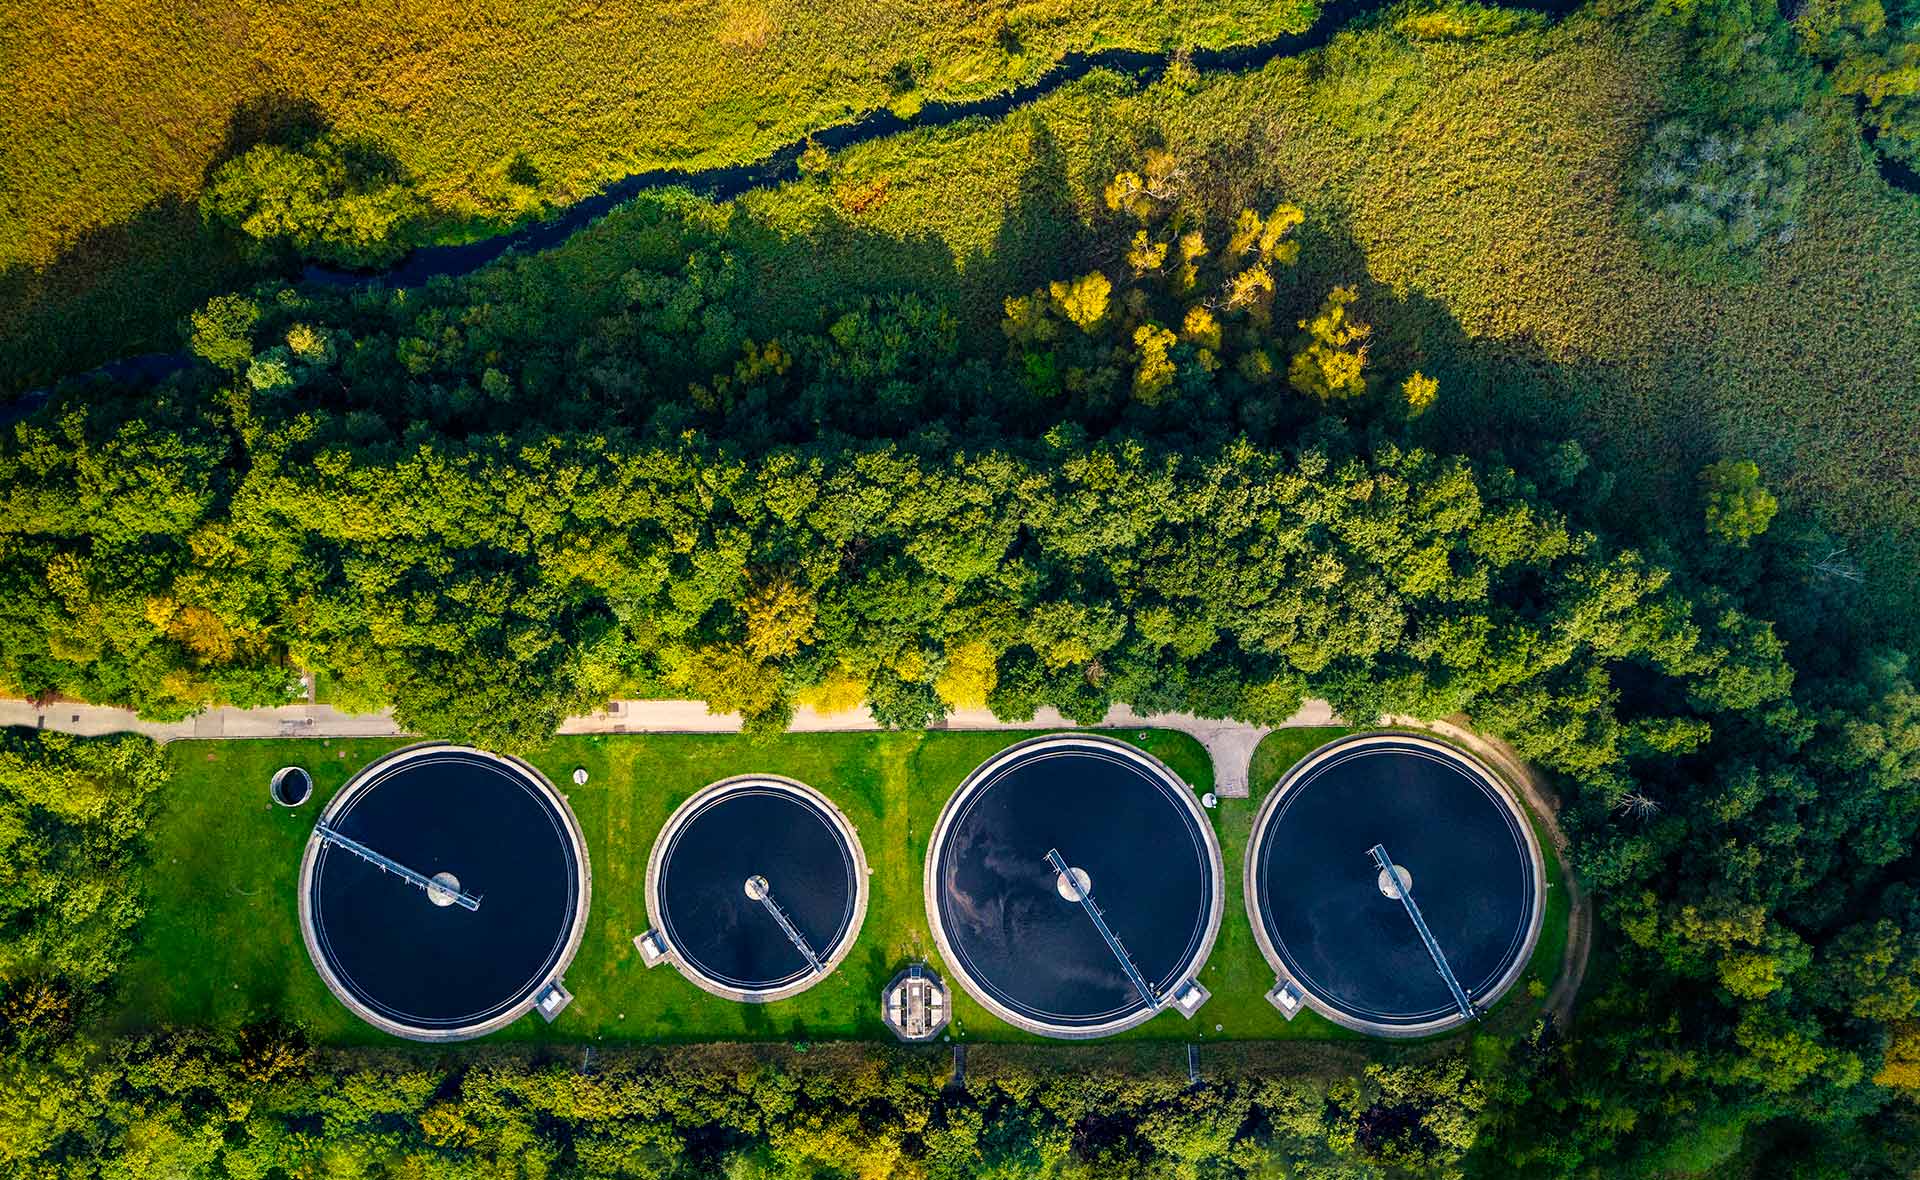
[315,822,482,911]
[747,875,825,974]
[1045,847,1159,1006]
[1369,844,1475,1022]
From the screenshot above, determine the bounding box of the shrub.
[185,293,262,372]
[0,733,168,1029]
[1631,116,1811,276]
[1288,286,1371,399]
[1700,458,1780,543]
[201,133,422,267]
[1796,0,1920,168]
[1393,0,1546,41]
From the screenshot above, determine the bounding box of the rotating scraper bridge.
[1045,848,1160,1009]
[642,775,869,1003]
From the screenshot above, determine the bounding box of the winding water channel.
[24,0,1909,419]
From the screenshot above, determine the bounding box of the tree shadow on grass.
[740,998,773,1037]
[1290,208,1900,650]
[0,96,417,402]
[1279,206,1691,540]
[208,93,332,177]
[0,197,263,398]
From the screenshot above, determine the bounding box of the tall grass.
[497,6,1920,638]
[0,0,1320,389]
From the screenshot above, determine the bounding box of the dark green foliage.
[0,732,167,1051]
[865,669,943,729]
[0,1035,1493,1180]
[14,224,1920,1178]
[2,21,1920,1168]
[0,363,1785,754]
[1796,0,1920,168]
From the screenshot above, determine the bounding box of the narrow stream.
[0,0,1687,417]
[303,0,1576,290]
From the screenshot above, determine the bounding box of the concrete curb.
[642,774,870,1004]
[921,733,1224,1040]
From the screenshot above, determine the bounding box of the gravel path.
[0,696,1339,798]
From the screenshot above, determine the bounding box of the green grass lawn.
[117,724,1569,1046]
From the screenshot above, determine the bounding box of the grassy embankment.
[0,0,1317,391]
[118,724,1581,1047]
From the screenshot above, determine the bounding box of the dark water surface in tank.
[656,787,858,991]
[935,744,1213,1029]
[1254,740,1534,1026]
[309,750,580,1031]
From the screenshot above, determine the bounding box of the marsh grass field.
[0,0,1316,390]
[8,5,1918,646]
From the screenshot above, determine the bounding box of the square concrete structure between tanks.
[1267,979,1304,1020]
[883,963,950,1042]
[1171,979,1210,1019]
[536,981,573,1022]
[634,929,671,967]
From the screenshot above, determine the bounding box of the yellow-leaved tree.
[934,640,998,710]
[741,571,816,659]
[1048,271,1112,333]
[1288,286,1371,399]
[797,664,868,715]
[1402,371,1439,416]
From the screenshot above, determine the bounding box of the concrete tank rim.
[921,732,1224,1040]
[297,741,592,1042]
[1242,729,1546,1038]
[643,772,870,1004]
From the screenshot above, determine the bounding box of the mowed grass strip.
[119,728,1380,1046]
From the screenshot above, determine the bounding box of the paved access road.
[0,697,1341,798]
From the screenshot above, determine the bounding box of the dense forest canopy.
[7,166,1920,1175]
[4,0,1920,1174]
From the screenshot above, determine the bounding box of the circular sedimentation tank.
[298,744,590,1041]
[646,776,868,1002]
[1246,732,1544,1036]
[925,735,1222,1038]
